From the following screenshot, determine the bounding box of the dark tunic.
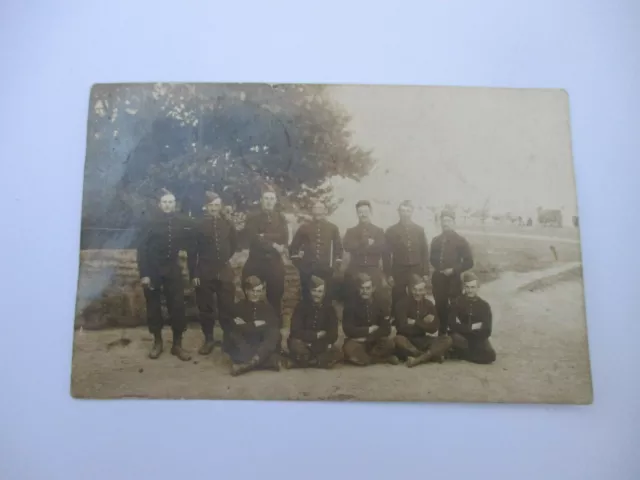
[342,295,391,341]
[383,221,429,276]
[289,219,343,268]
[394,296,439,337]
[227,299,281,363]
[429,231,473,275]
[449,295,492,342]
[343,222,388,270]
[288,299,339,350]
[243,210,289,262]
[188,214,237,281]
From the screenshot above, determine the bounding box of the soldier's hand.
[141,277,152,288]
[407,318,416,325]
[368,325,379,334]
[387,276,395,287]
[442,268,454,276]
[192,278,201,287]
[317,330,327,339]
[234,317,246,325]
[254,320,266,327]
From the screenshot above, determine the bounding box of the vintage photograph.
[72,83,591,403]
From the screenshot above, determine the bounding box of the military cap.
[462,271,479,283]
[309,275,326,289]
[409,273,426,286]
[356,272,373,286]
[399,200,414,209]
[204,190,220,204]
[261,185,276,195]
[243,275,264,289]
[440,209,456,220]
[157,187,174,200]
[355,200,372,210]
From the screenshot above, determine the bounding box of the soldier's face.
[359,281,374,300]
[310,285,326,304]
[246,284,264,303]
[411,282,427,300]
[311,203,326,220]
[399,205,413,222]
[159,194,176,213]
[261,192,277,211]
[205,199,222,216]
[441,216,455,232]
[464,280,478,297]
[357,206,371,223]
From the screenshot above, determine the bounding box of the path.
[458,229,580,244]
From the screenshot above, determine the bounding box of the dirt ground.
[70,261,592,404]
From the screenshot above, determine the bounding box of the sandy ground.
[70,261,591,404]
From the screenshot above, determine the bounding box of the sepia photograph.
[72,83,591,403]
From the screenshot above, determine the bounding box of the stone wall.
[75,250,301,330]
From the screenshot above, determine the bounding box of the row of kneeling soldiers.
[136,188,496,376]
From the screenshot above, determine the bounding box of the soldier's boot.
[387,355,401,365]
[263,353,281,372]
[148,332,163,359]
[230,357,259,377]
[406,351,433,368]
[317,351,342,369]
[198,334,215,356]
[394,335,422,358]
[407,336,452,367]
[170,335,192,362]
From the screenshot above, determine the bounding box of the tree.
[82,83,374,228]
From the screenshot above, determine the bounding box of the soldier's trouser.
[287,338,342,367]
[390,264,423,316]
[451,333,496,364]
[395,334,452,360]
[298,264,334,302]
[226,329,282,365]
[195,275,236,337]
[242,257,285,323]
[343,337,395,366]
[144,273,186,337]
[431,271,461,335]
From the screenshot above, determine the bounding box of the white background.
[1,1,639,479]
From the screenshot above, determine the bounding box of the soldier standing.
[448,272,497,364]
[242,188,289,323]
[342,200,389,303]
[285,276,342,369]
[429,209,474,336]
[188,191,238,356]
[342,273,399,366]
[289,200,343,302]
[137,188,192,361]
[384,200,429,316]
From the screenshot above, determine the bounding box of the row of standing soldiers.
[137,188,496,376]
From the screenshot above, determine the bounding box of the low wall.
[75,250,301,330]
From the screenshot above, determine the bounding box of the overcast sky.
[326,85,579,219]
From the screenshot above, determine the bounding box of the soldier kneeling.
[342,273,400,366]
[394,274,453,368]
[227,276,282,376]
[448,272,497,364]
[285,276,342,369]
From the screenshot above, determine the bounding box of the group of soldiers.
[137,188,497,376]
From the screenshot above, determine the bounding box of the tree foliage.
[83,83,374,228]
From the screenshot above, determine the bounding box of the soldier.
[394,274,453,367]
[384,200,429,316]
[137,188,192,361]
[342,273,399,366]
[289,200,343,302]
[227,276,282,376]
[188,191,238,355]
[285,276,342,369]
[342,200,389,303]
[242,188,289,322]
[448,272,496,364]
[430,209,474,336]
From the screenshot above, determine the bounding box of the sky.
[324,85,579,228]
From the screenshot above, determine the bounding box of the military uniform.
[394,296,452,364]
[384,221,429,313]
[342,223,389,302]
[188,214,238,341]
[137,212,192,339]
[242,210,289,321]
[429,231,473,335]
[226,298,282,367]
[289,219,343,301]
[449,295,496,364]
[287,299,341,368]
[342,294,396,365]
